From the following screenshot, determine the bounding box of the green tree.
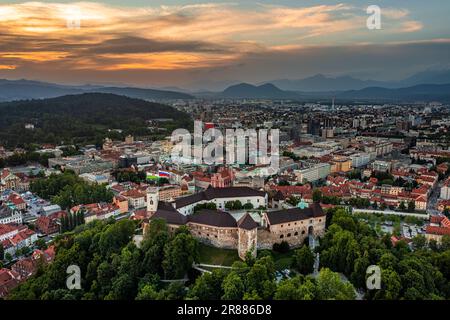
[441,235,450,251]
[162,232,198,279]
[5,252,12,262]
[188,269,226,300]
[0,243,4,261]
[312,189,322,203]
[245,256,276,299]
[136,284,159,300]
[315,268,356,300]
[374,268,402,300]
[292,245,315,275]
[412,235,427,250]
[274,275,316,300]
[222,272,245,300]
[243,203,254,210]
[34,239,48,250]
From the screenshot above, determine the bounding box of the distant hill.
[220,83,300,99]
[217,82,450,102]
[264,69,450,92]
[267,74,388,92]
[0,93,192,147]
[88,86,193,100]
[0,79,83,101]
[0,79,194,102]
[335,83,450,102]
[399,69,450,87]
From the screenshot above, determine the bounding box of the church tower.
[147,187,159,214]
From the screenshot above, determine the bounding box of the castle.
[145,186,326,260]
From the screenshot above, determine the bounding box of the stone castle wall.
[187,223,238,249]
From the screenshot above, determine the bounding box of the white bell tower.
[147,187,159,213]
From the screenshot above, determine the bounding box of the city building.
[425,216,450,244]
[294,162,331,184]
[441,177,450,200]
[0,205,22,225]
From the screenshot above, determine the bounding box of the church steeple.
[147,187,159,213]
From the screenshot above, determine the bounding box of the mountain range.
[220,83,300,99]
[0,79,194,102]
[1,69,450,102]
[217,82,450,102]
[262,69,450,92]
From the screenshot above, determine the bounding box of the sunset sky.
[0,0,449,89]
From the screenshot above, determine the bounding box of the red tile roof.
[426,225,450,236]
[121,189,146,199]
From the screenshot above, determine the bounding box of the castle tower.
[237,213,258,260]
[146,187,159,214]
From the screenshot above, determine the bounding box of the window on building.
[280,235,284,239]
[294,232,298,236]
[302,230,305,235]
[287,233,291,237]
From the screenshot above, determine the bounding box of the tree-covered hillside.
[0,93,192,147]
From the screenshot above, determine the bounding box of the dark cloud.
[85,36,232,54]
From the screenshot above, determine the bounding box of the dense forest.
[30,170,113,209]
[319,208,450,299]
[0,93,192,148]
[7,208,450,300]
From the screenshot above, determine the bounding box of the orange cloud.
[0,2,425,73]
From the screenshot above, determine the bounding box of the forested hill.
[0,93,192,147]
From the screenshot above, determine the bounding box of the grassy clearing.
[197,243,240,266]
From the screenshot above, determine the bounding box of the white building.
[0,206,22,225]
[0,226,38,256]
[122,189,146,209]
[350,153,371,168]
[312,141,341,152]
[372,160,391,173]
[172,187,268,215]
[441,178,450,200]
[79,173,109,185]
[294,162,331,184]
[292,147,332,158]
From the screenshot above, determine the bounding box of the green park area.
[197,243,240,266]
